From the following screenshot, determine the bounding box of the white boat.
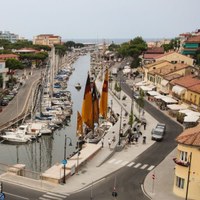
[1,125,33,143]
[27,122,52,135]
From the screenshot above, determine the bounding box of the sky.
[0,0,199,41]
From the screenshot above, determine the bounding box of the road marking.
[140,164,148,169]
[46,192,69,198]
[121,161,129,166]
[39,198,50,200]
[114,160,123,164]
[127,162,135,167]
[5,192,29,200]
[147,165,155,171]
[42,194,63,200]
[108,158,116,164]
[134,163,142,168]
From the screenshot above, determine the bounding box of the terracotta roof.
[155,51,194,60]
[185,35,200,43]
[144,60,167,69]
[146,47,164,54]
[176,123,200,147]
[143,54,163,59]
[149,63,189,76]
[0,54,18,59]
[171,75,200,88]
[165,73,183,81]
[188,83,200,94]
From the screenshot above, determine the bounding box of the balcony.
[173,158,190,167]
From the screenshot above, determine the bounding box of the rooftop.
[185,35,200,43]
[171,75,200,88]
[176,123,200,147]
[149,63,189,76]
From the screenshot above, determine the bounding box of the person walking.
[143,121,147,130]
[101,137,104,148]
[108,138,111,149]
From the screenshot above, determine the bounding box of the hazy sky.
[0,0,199,40]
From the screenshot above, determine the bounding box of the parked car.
[151,123,166,141]
[1,99,9,106]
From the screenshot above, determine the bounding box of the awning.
[135,81,148,86]
[140,85,156,91]
[161,96,178,104]
[167,104,188,111]
[161,80,169,86]
[179,109,200,117]
[147,91,160,96]
[123,68,131,74]
[172,85,186,95]
[184,115,199,123]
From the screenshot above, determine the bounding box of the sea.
[63,38,167,45]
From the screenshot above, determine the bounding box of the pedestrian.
[143,135,146,144]
[101,137,104,148]
[142,110,145,116]
[112,135,116,143]
[143,121,147,130]
[108,138,111,149]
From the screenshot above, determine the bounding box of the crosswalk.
[39,192,69,200]
[107,158,155,171]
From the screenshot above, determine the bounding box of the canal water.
[0,54,90,173]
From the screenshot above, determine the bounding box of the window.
[176,176,185,189]
[180,151,188,162]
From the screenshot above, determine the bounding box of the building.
[0,60,9,89]
[173,124,200,199]
[171,75,200,110]
[33,34,61,46]
[142,47,164,64]
[0,54,19,61]
[0,31,20,43]
[182,35,200,56]
[155,51,194,66]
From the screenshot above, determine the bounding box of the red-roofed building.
[171,75,200,109]
[173,124,200,199]
[33,34,61,46]
[182,35,200,56]
[142,47,164,64]
[0,54,19,61]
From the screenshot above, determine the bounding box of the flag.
[91,81,99,125]
[77,111,83,136]
[99,69,108,118]
[81,73,93,128]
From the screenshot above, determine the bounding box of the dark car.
[1,100,9,106]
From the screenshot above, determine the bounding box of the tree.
[6,59,23,70]
[55,44,67,56]
[136,89,145,117]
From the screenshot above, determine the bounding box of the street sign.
[62,159,67,165]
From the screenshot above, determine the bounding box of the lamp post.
[63,135,72,184]
[118,106,123,145]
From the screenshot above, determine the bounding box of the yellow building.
[155,51,194,66]
[33,34,61,46]
[145,61,194,95]
[171,75,200,110]
[173,124,200,199]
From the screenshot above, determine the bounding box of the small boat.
[75,83,81,90]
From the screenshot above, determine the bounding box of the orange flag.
[81,74,93,128]
[99,69,108,118]
[77,111,83,136]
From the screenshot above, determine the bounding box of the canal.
[0,54,90,173]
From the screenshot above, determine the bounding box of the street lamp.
[118,106,123,145]
[63,135,72,184]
